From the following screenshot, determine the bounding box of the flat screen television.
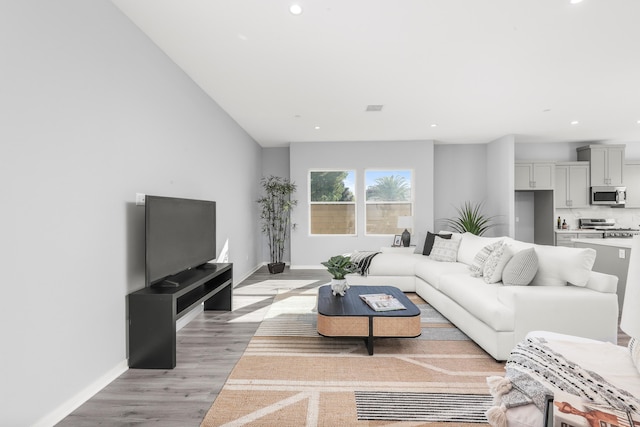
[145,195,216,287]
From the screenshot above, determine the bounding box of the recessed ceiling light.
[570,0,583,4]
[637,119,640,124]
[430,124,438,128]
[289,4,303,15]
[314,126,320,130]
[571,120,579,125]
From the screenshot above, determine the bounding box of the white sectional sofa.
[346,232,620,360]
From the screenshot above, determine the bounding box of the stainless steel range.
[578,218,640,238]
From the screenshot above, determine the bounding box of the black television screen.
[145,196,216,286]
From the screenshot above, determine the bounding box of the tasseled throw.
[485,404,508,427]
[486,375,512,397]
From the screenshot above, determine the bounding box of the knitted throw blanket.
[486,337,640,427]
[349,251,380,276]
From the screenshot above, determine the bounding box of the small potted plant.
[257,175,297,274]
[321,255,356,296]
[442,201,497,236]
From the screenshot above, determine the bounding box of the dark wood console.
[128,263,233,369]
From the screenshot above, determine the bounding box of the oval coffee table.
[316,285,421,355]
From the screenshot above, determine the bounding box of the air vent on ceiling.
[366,105,384,112]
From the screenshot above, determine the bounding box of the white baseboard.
[33,359,128,427]
[290,265,324,270]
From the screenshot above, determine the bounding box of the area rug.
[201,287,505,426]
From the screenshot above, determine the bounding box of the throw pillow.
[468,240,503,277]
[502,248,539,286]
[413,232,426,254]
[530,245,596,287]
[422,232,452,256]
[630,337,640,375]
[429,235,461,262]
[483,242,515,283]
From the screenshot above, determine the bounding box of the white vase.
[330,278,350,296]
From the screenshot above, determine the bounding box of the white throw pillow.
[429,236,461,262]
[483,242,514,284]
[531,245,596,287]
[502,248,539,286]
[457,233,504,266]
[412,232,426,254]
[468,240,503,277]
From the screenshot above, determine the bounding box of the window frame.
[364,169,414,236]
[308,169,357,236]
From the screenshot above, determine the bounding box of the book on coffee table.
[360,293,407,312]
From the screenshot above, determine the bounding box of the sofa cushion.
[412,232,426,254]
[630,338,640,375]
[429,235,461,262]
[414,258,470,290]
[469,240,503,277]
[530,245,596,287]
[483,242,515,283]
[502,248,538,286]
[437,273,514,331]
[366,253,421,276]
[422,231,452,255]
[457,233,504,266]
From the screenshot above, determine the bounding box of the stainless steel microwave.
[591,186,626,206]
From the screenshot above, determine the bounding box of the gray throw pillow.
[502,248,538,286]
[468,240,503,277]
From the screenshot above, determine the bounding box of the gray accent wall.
[289,140,435,267]
[1,2,261,426]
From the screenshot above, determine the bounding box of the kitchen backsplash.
[556,207,640,230]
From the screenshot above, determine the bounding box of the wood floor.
[57,266,332,427]
[58,266,629,426]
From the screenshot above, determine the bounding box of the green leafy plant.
[321,255,356,280]
[443,201,496,236]
[257,176,297,267]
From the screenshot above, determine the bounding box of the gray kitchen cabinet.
[555,162,590,208]
[577,144,625,186]
[625,161,640,208]
[515,161,555,190]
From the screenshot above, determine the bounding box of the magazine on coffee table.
[360,293,407,312]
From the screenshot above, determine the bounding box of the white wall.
[433,144,488,231]
[0,2,262,426]
[486,135,516,237]
[289,140,434,267]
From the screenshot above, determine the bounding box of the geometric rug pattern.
[201,286,505,426]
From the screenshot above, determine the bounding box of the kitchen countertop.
[571,238,633,249]
[554,229,603,234]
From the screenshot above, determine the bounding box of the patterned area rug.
[201,287,505,426]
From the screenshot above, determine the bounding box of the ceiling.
[111,0,640,148]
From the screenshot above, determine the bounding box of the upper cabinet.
[515,161,555,190]
[577,145,625,186]
[625,162,640,208]
[555,162,590,208]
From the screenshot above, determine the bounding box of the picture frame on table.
[392,235,402,247]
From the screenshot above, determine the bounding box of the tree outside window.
[365,170,413,235]
[309,171,356,235]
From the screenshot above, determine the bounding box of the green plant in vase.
[443,201,496,236]
[321,255,356,296]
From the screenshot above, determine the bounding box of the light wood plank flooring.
[57,266,332,427]
[57,266,629,426]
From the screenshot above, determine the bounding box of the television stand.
[128,263,233,369]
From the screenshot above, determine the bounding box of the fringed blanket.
[349,251,380,276]
[485,337,640,427]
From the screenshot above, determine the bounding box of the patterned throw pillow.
[429,235,461,262]
[630,337,640,375]
[483,242,514,283]
[422,232,452,256]
[502,248,539,286]
[468,240,503,277]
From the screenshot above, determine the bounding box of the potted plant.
[442,201,496,236]
[257,175,297,274]
[321,255,356,296]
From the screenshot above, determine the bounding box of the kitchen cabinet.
[577,144,625,186]
[515,161,555,190]
[554,231,603,248]
[555,162,590,208]
[625,161,640,208]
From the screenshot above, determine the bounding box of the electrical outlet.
[135,193,146,206]
[619,249,626,259]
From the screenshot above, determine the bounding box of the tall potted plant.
[257,175,297,274]
[443,201,497,236]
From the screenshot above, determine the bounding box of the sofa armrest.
[497,285,619,344]
[584,270,618,293]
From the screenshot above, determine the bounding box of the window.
[309,171,356,235]
[365,170,413,235]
